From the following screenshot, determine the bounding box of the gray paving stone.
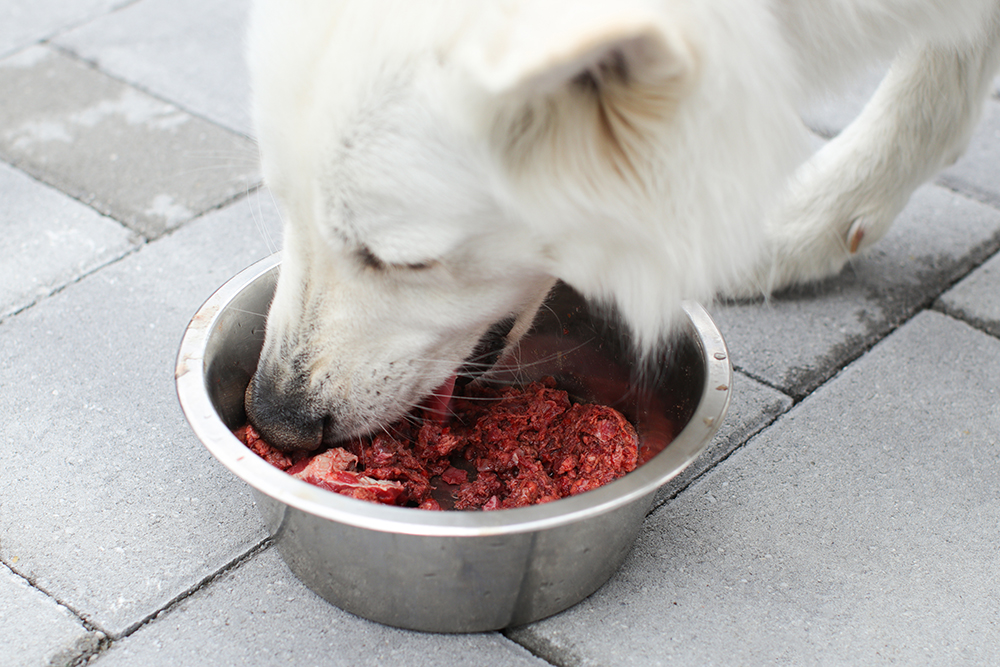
[939,100,1000,208]
[511,310,1000,667]
[800,70,1000,208]
[0,193,282,639]
[653,370,792,508]
[936,249,1000,338]
[56,0,253,137]
[93,547,550,667]
[712,184,1000,398]
[799,63,885,137]
[0,0,124,59]
[0,46,259,239]
[0,159,137,320]
[2,563,105,667]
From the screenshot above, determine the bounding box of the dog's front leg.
[743,16,1000,296]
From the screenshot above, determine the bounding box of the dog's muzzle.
[245,315,522,451]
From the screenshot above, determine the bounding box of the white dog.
[244,0,1000,450]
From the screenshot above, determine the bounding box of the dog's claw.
[847,218,865,254]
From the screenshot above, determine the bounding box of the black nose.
[244,365,324,451]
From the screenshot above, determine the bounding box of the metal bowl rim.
[176,253,731,537]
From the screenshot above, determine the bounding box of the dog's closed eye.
[357,245,436,271]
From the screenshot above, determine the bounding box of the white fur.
[245,0,1000,447]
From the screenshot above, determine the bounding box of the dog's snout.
[245,366,324,451]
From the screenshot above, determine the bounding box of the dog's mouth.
[417,314,521,424]
[420,373,459,425]
[458,314,519,386]
[276,315,523,450]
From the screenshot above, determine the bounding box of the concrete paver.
[0,46,258,239]
[799,62,884,137]
[712,183,1000,398]
[654,371,793,507]
[939,101,1000,207]
[511,311,1000,666]
[1,563,104,667]
[96,547,551,667]
[0,196,281,639]
[0,159,137,320]
[937,249,1000,338]
[55,0,253,137]
[0,0,125,59]
[801,68,1000,207]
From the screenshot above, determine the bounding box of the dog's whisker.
[226,306,269,319]
[379,421,407,440]
[166,157,261,176]
[246,182,279,255]
[408,339,595,371]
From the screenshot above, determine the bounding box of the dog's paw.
[724,132,911,298]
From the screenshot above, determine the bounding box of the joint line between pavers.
[108,537,275,643]
[685,300,1000,516]
[0,0,146,62]
[0,242,144,325]
[2,559,109,644]
[0,182,271,327]
[646,404,792,518]
[40,41,212,130]
[936,174,1000,212]
[930,303,1000,342]
[45,42,258,144]
[151,185,270,248]
[501,627,579,667]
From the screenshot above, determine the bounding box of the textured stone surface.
[0,159,137,320]
[56,0,253,137]
[939,101,1000,208]
[936,249,1000,338]
[712,184,1000,398]
[0,196,282,638]
[96,547,550,667]
[798,61,1000,209]
[653,371,792,508]
[0,0,124,59]
[1,564,104,667]
[799,62,886,137]
[511,311,1000,667]
[0,46,258,239]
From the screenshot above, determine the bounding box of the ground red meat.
[236,378,642,511]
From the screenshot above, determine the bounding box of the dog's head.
[245,0,805,449]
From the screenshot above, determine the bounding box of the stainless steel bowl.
[176,253,730,632]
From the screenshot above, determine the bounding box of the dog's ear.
[456,0,698,201]
[458,0,695,99]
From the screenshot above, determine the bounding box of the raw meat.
[236,378,643,511]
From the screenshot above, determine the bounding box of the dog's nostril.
[244,370,324,451]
